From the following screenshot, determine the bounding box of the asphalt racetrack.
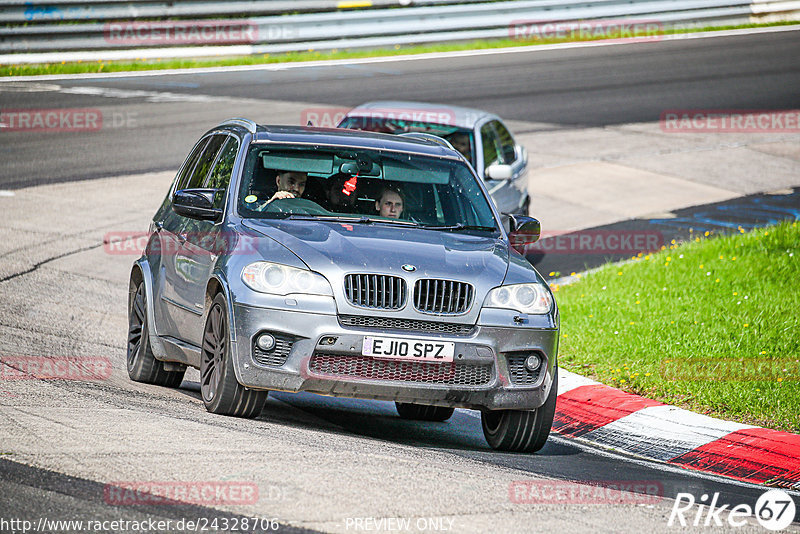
[1,28,798,188]
[1,28,799,532]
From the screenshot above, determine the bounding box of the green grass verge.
[1,21,797,77]
[555,221,800,433]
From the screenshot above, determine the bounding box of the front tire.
[395,402,454,422]
[127,280,185,388]
[200,293,267,418]
[481,367,558,452]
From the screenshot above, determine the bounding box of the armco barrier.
[0,0,798,64]
[0,0,487,23]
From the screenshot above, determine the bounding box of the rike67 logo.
[668,489,796,530]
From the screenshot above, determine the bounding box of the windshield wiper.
[286,214,419,226]
[285,214,362,222]
[423,223,498,232]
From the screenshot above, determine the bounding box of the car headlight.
[242,262,333,296]
[483,283,552,314]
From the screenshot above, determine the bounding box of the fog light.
[524,354,542,372]
[256,333,276,351]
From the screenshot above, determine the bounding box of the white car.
[337,101,530,219]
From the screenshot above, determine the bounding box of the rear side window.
[205,136,239,209]
[175,137,209,191]
[184,135,226,189]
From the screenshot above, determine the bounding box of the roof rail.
[218,118,257,133]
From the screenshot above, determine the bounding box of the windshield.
[237,144,498,232]
[338,116,475,166]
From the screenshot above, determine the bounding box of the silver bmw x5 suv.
[127,119,559,452]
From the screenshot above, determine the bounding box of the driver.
[266,170,307,204]
[447,132,472,162]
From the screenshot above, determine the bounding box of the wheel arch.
[130,259,169,361]
[205,273,234,336]
[204,271,246,386]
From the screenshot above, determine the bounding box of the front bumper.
[230,302,558,411]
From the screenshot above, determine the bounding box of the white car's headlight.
[483,283,552,314]
[242,262,333,296]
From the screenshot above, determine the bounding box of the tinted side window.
[185,135,226,189]
[205,136,239,209]
[493,121,517,163]
[175,137,210,191]
[480,123,503,171]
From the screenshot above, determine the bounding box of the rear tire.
[200,293,266,418]
[481,367,558,452]
[127,280,185,388]
[395,402,454,422]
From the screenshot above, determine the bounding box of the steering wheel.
[259,197,329,216]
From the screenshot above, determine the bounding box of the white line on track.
[59,85,222,103]
[0,81,272,104]
[1,25,798,83]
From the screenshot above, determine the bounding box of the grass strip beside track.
[1,21,797,77]
[555,221,800,433]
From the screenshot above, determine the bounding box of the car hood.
[242,219,510,320]
[243,219,509,280]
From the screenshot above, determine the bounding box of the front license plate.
[362,336,454,363]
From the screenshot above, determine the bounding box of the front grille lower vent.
[309,354,493,386]
[413,279,473,315]
[338,315,474,335]
[252,333,296,367]
[344,274,406,310]
[506,353,545,385]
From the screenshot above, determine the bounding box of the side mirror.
[507,215,541,254]
[485,164,512,180]
[172,189,222,222]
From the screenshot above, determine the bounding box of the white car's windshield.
[338,117,475,165]
[237,145,498,232]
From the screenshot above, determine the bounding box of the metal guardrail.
[1,0,798,63]
[0,0,485,23]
